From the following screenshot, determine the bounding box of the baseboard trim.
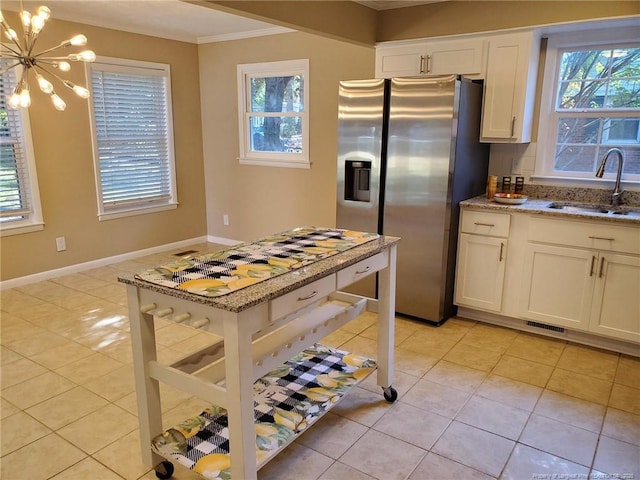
[207,235,243,246]
[1,235,212,290]
[457,307,639,357]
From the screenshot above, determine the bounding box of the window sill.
[239,158,311,169]
[98,202,178,221]
[0,221,44,237]
[529,175,640,191]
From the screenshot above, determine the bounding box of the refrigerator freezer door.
[336,79,386,298]
[385,75,458,321]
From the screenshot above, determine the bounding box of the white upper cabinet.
[375,30,541,144]
[480,31,541,143]
[375,38,485,78]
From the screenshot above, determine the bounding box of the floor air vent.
[526,321,565,333]
[173,250,198,257]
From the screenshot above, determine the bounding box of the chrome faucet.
[595,148,624,206]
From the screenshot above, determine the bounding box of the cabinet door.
[481,32,539,143]
[519,243,594,330]
[455,234,506,312]
[375,44,427,78]
[589,253,640,343]
[427,39,485,75]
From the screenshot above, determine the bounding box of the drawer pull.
[419,55,426,74]
[474,222,495,227]
[140,303,156,313]
[297,291,318,301]
[589,256,596,277]
[356,266,371,275]
[589,236,614,241]
[599,257,605,278]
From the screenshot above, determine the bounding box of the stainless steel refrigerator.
[336,75,489,325]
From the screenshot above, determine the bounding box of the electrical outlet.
[56,236,66,252]
[511,156,524,175]
[223,214,229,226]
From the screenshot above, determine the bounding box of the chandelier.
[0,3,95,111]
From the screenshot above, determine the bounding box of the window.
[87,57,177,220]
[537,29,640,182]
[237,59,309,168]
[0,65,43,236]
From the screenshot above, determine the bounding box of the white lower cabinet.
[457,207,640,347]
[589,253,640,342]
[519,217,640,343]
[455,234,506,312]
[455,210,510,313]
[520,243,595,331]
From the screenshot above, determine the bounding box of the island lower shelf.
[152,343,377,479]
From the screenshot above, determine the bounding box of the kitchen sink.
[547,202,640,217]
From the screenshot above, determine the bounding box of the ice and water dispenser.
[344,160,372,202]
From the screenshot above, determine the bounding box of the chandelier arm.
[27,33,40,58]
[32,43,68,58]
[33,63,64,85]
[1,42,22,56]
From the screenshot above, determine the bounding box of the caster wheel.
[383,386,398,403]
[155,461,174,480]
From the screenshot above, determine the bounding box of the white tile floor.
[1,242,639,480]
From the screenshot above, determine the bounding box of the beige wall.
[198,31,374,241]
[377,1,640,41]
[1,14,207,280]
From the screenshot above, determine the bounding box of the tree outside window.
[237,60,309,168]
[552,45,640,177]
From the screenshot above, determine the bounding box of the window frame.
[236,59,310,169]
[0,67,44,237]
[534,27,640,184]
[86,56,178,221]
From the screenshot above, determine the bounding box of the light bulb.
[79,50,96,62]
[69,34,87,46]
[54,61,71,72]
[36,74,54,94]
[73,85,90,99]
[5,28,17,41]
[8,93,21,109]
[37,6,51,21]
[31,15,45,34]
[21,10,31,29]
[51,94,66,111]
[19,89,31,108]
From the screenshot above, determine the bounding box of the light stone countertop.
[119,235,400,313]
[461,195,640,226]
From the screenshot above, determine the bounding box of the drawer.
[270,274,335,321]
[460,210,511,237]
[528,217,640,255]
[336,251,388,290]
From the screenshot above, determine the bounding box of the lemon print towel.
[135,227,379,297]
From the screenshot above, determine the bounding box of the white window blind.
[88,58,177,219]
[0,64,43,235]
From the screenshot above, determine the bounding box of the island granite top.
[118,235,400,313]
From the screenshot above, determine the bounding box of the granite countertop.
[461,195,640,226]
[119,235,400,313]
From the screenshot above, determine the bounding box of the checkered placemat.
[135,227,379,297]
[150,344,376,478]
